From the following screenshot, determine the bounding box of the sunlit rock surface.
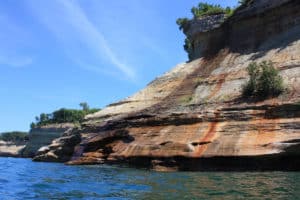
[0,141,26,157]
[38,0,300,171]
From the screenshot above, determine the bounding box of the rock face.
[21,123,75,158]
[41,0,300,171]
[33,128,81,162]
[184,14,226,38]
[188,0,300,60]
[0,141,26,157]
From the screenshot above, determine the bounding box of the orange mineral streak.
[207,73,228,100]
[195,112,220,157]
[119,123,204,158]
[243,99,281,154]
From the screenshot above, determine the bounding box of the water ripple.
[0,158,300,199]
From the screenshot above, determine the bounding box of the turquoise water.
[0,158,300,199]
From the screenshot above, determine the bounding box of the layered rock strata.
[37,0,300,171]
[0,141,26,157]
[33,128,81,162]
[22,123,75,157]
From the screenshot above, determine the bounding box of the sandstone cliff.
[36,0,300,171]
[0,141,26,157]
[32,128,81,162]
[22,123,75,158]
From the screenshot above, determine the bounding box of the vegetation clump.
[191,3,233,18]
[0,131,28,142]
[176,1,249,61]
[176,3,234,32]
[30,102,100,128]
[176,18,189,31]
[242,61,284,98]
[176,3,234,60]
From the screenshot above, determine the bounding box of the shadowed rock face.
[22,124,75,158]
[33,129,81,163]
[38,0,300,171]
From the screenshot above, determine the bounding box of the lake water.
[0,157,300,199]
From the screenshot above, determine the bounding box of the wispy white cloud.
[27,0,136,80]
[81,0,172,72]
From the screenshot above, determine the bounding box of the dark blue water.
[0,158,300,199]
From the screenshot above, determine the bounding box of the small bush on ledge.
[191,3,233,19]
[176,3,233,31]
[176,18,189,31]
[242,61,284,99]
[176,1,255,61]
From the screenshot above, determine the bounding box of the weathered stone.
[184,14,226,38]
[21,123,75,158]
[33,130,81,162]
[0,141,26,157]
[31,0,300,171]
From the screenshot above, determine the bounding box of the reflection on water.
[0,157,299,199]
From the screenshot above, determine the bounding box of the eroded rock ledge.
[22,123,75,158]
[34,0,300,171]
[0,141,26,158]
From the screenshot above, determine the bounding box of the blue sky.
[0,0,238,132]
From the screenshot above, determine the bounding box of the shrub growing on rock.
[176,2,235,61]
[176,18,189,31]
[191,3,233,18]
[242,61,284,98]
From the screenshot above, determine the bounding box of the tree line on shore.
[30,102,100,129]
[0,103,100,143]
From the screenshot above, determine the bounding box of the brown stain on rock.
[195,112,220,157]
[256,99,281,146]
[57,1,300,170]
[239,98,282,155]
[207,73,228,100]
[144,50,231,113]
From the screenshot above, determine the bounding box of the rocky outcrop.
[22,123,75,157]
[0,141,26,157]
[38,0,300,171]
[188,0,300,60]
[67,129,134,165]
[184,14,226,38]
[33,128,81,162]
